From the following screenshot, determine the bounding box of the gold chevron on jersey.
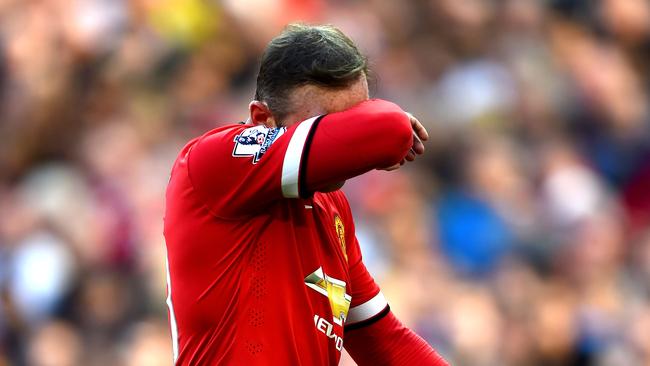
[304,267,352,326]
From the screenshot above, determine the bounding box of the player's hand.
[404,112,428,161]
[380,112,428,171]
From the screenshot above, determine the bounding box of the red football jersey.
[164,99,413,365]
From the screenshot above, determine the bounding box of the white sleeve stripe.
[346,291,388,324]
[281,116,320,198]
[165,254,179,363]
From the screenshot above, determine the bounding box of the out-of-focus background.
[1,0,650,365]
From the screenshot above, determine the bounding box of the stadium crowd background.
[1,0,650,365]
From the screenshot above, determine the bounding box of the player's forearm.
[344,311,449,366]
[303,99,412,194]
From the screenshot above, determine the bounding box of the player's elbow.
[375,111,412,166]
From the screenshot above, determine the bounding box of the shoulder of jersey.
[177,124,246,161]
[330,190,350,205]
[201,123,251,140]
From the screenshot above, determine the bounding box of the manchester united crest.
[334,215,347,261]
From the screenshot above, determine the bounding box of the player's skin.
[248,74,429,177]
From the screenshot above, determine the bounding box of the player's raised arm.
[296,98,417,197]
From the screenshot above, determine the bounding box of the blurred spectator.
[27,321,82,366]
[121,319,172,366]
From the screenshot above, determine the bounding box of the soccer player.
[164,24,449,365]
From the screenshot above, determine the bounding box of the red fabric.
[303,99,412,194]
[164,99,411,365]
[345,311,449,366]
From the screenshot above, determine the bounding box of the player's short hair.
[254,23,368,123]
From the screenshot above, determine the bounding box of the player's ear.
[249,101,277,128]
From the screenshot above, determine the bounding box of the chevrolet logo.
[305,267,352,326]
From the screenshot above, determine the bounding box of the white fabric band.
[281,116,319,198]
[165,256,179,363]
[346,291,389,325]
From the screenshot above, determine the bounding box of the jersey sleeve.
[345,235,389,329]
[336,193,389,329]
[187,122,305,218]
[187,99,413,218]
[302,99,413,197]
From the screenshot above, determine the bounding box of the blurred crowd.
[1,0,650,365]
